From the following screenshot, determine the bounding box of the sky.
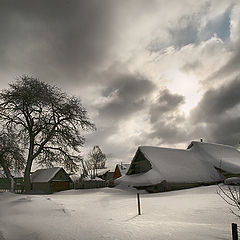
[1,0,240,167]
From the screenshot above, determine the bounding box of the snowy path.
[0,186,235,240]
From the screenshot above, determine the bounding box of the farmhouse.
[117,141,240,192]
[187,141,240,177]
[31,167,72,194]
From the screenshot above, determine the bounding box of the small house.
[113,163,130,179]
[31,167,72,194]
[117,141,240,193]
[96,169,114,181]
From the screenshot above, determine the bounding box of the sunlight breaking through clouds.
[0,0,239,166]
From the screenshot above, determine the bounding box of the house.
[31,167,72,194]
[117,141,240,193]
[187,141,240,177]
[0,170,23,192]
[96,169,114,181]
[113,163,130,179]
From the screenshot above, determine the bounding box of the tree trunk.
[24,160,33,193]
[0,158,15,192]
[24,135,34,193]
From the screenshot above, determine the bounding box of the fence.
[0,177,23,193]
[73,179,109,189]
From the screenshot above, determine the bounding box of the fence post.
[232,223,238,240]
[137,193,141,215]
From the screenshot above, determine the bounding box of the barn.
[31,167,72,194]
[117,141,240,193]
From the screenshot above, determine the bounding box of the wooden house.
[113,163,130,179]
[117,141,240,193]
[31,167,72,194]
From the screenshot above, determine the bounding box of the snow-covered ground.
[0,185,236,240]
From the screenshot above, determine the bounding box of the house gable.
[113,166,121,179]
[127,148,152,175]
[52,168,72,182]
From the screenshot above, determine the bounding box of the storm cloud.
[191,77,240,145]
[149,89,185,123]
[99,74,155,122]
[147,89,187,144]
[0,0,239,166]
[0,0,119,86]
[192,78,240,122]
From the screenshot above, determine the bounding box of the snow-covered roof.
[116,169,163,186]
[31,167,65,183]
[116,164,130,175]
[224,177,240,185]
[118,141,240,187]
[70,174,80,182]
[96,169,109,176]
[188,141,240,174]
[82,176,105,181]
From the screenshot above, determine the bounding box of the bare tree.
[0,75,95,192]
[217,179,240,218]
[87,146,107,179]
[0,128,25,191]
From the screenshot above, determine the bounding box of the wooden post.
[232,223,238,240]
[137,193,141,215]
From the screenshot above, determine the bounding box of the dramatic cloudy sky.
[1,0,240,166]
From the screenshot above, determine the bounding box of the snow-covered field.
[0,185,236,240]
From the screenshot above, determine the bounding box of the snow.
[141,146,222,183]
[119,142,240,187]
[31,167,62,183]
[190,141,240,174]
[0,185,235,240]
[69,174,80,182]
[119,146,222,187]
[96,169,109,176]
[116,169,164,186]
[116,164,130,175]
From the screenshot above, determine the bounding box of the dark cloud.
[191,78,240,122]
[149,89,185,123]
[191,77,240,145]
[151,124,188,144]
[210,117,240,145]
[99,74,155,122]
[147,89,186,144]
[206,44,240,82]
[0,0,118,85]
[0,0,238,163]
